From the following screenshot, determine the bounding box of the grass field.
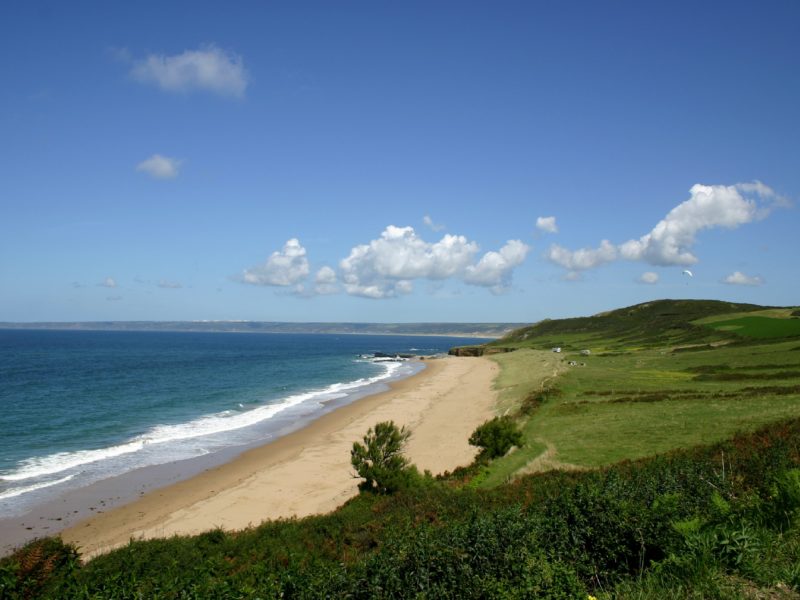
[702,315,800,338]
[477,301,800,486]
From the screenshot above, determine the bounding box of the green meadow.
[4,299,800,599]
[479,300,800,485]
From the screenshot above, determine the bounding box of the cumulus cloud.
[130,45,248,98]
[338,226,529,298]
[723,271,764,286]
[464,240,530,293]
[238,227,531,299]
[547,182,782,272]
[314,266,339,295]
[99,277,117,288]
[243,239,310,287]
[136,154,182,179]
[339,226,480,298]
[423,215,445,232]
[638,271,659,284]
[547,239,617,271]
[536,216,558,234]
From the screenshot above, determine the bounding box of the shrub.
[351,421,417,494]
[469,416,524,461]
[770,469,800,531]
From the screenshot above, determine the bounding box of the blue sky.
[1,1,798,323]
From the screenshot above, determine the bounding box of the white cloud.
[158,280,183,289]
[423,215,445,232]
[536,216,558,234]
[638,271,659,284]
[136,154,182,179]
[131,45,248,98]
[618,183,771,266]
[546,239,617,270]
[99,277,117,288]
[338,226,529,298]
[313,266,339,295]
[547,182,780,272]
[243,239,310,287]
[723,271,764,286]
[464,240,529,293]
[339,226,479,298]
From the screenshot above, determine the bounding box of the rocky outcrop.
[374,352,414,359]
[448,346,484,357]
[448,346,516,357]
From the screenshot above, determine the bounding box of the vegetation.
[351,421,422,494]
[702,315,800,339]
[493,299,768,350]
[479,299,800,478]
[469,416,524,462]
[3,419,800,598]
[2,299,800,598]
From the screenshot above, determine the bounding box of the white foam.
[0,474,75,500]
[0,441,145,482]
[1,359,404,483]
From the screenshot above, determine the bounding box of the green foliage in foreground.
[4,419,800,599]
[351,421,425,494]
[468,416,524,462]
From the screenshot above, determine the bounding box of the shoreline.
[51,355,497,558]
[0,326,505,339]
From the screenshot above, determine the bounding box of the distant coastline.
[0,321,522,339]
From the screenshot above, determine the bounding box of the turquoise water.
[0,330,478,516]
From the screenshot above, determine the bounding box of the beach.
[59,355,498,558]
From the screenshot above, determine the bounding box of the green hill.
[494,299,783,349]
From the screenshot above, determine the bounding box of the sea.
[0,329,482,520]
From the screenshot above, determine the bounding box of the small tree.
[351,421,416,494]
[469,416,524,462]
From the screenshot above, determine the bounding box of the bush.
[469,416,524,462]
[351,421,418,494]
[770,469,800,531]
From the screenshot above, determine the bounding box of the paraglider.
[682,269,693,278]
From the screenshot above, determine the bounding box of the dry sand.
[61,355,498,558]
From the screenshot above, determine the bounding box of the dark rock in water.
[374,352,414,359]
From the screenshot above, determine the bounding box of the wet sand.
[59,355,498,558]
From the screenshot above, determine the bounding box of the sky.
[1,1,798,323]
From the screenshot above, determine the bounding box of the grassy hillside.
[492,299,787,350]
[476,299,800,487]
[3,299,800,598]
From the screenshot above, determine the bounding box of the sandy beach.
[60,355,498,558]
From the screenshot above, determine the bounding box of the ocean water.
[0,329,480,517]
